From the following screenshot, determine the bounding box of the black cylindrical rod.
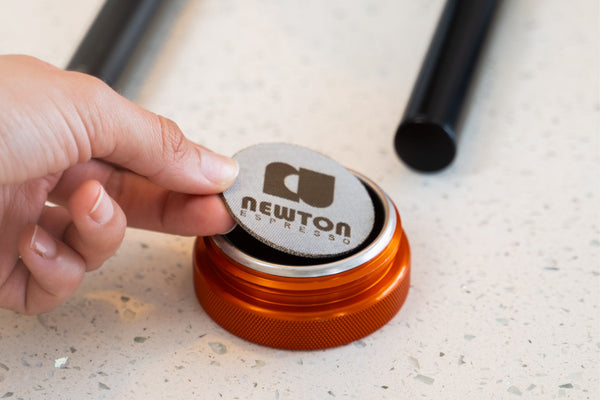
[67,0,164,88]
[394,0,500,172]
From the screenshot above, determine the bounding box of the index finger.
[65,71,239,194]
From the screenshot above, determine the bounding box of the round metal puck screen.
[222,143,375,258]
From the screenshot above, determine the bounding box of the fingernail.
[30,225,57,259]
[222,221,238,235]
[89,185,114,224]
[201,150,239,187]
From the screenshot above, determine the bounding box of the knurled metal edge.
[194,234,410,350]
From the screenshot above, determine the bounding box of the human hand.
[0,55,239,315]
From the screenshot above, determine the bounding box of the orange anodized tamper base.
[193,172,410,350]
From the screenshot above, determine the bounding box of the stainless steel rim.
[210,172,397,278]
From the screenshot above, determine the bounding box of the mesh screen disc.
[222,143,375,258]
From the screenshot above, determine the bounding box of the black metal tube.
[66,0,164,88]
[394,0,501,172]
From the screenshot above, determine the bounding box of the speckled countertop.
[0,1,598,399]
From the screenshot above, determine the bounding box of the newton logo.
[262,162,335,208]
[222,143,375,257]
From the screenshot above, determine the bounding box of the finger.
[38,204,71,238]
[50,160,235,236]
[64,69,238,193]
[6,224,87,315]
[63,180,127,270]
[0,55,238,192]
[129,189,235,236]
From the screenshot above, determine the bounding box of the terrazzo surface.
[0,1,598,398]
